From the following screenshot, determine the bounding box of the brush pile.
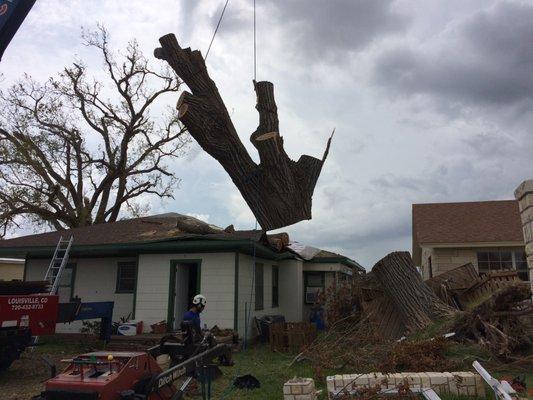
[300,315,455,376]
[299,251,533,378]
[453,284,533,360]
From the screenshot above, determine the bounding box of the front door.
[168,261,200,331]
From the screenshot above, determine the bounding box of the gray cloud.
[373,1,533,109]
[215,0,409,61]
[271,0,408,57]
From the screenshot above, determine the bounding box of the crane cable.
[205,0,230,60]
[244,0,260,351]
[203,0,260,349]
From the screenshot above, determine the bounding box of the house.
[0,213,363,336]
[0,258,25,280]
[412,200,528,281]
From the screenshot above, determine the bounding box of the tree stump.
[372,251,454,332]
[154,34,333,231]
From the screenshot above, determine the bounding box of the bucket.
[117,323,137,336]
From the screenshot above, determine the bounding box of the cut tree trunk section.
[155,34,332,231]
[372,251,454,332]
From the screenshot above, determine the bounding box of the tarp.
[0,0,36,61]
[287,241,321,261]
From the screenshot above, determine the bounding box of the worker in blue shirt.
[182,294,206,332]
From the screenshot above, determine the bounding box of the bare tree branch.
[0,26,190,237]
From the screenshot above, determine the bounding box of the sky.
[1,0,532,268]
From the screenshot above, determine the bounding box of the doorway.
[168,260,201,331]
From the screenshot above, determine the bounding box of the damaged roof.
[412,200,524,264]
[0,213,361,269]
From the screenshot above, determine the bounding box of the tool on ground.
[473,360,518,400]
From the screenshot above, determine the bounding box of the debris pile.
[453,284,533,359]
[301,251,533,377]
[300,320,455,375]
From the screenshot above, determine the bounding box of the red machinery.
[32,323,233,400]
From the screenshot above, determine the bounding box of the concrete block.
[407,372,423,388]
[284,378,315,397]
[420,372,431,389]
[295,395,316,400]
[326,376,335,394]
[326,371,484,398]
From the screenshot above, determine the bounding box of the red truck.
[0,285,59,370]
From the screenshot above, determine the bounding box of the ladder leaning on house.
[44,236,73,295]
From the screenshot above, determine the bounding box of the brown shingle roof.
[412,200,524,264]
[0,213,263,249]
[0,213,360,268]
[413,200,523,245]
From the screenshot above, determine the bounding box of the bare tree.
[0,26,189,236]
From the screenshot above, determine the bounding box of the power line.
[205,0,230,60]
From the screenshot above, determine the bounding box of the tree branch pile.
[154,34,332,231]
[453,284,533,360]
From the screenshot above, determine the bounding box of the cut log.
[372,251,454,332]
[155,34,333,231]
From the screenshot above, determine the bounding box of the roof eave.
[418,240,525,248]
[310,256,365,273]
[0,239,296,261]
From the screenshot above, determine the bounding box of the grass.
[1,337,532,400]
[211,344,324,399]
[0,338,93,400]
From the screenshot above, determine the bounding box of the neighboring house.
[0,258,25,280]
[412,200,528,281]
[0,213,363,337]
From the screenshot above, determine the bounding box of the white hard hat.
[192,294,207,307]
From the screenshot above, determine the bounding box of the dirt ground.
[1,340,94,400]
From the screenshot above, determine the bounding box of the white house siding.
[420,246,525,278]
[301,263,352,322]
[236,255,305,338]
[25,257,135,333]
[135,252,235,333]
[278,259,304,323]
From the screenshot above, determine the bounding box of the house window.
[304,272,324,304]
[515,251,529,281]
[58,263,76,302]
[477,250,529,280]
[116,262,137,293]
[272,266,279,308]
[255,263,264,311]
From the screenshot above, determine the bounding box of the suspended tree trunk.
[372,251,454,332]
[154,34,333,231]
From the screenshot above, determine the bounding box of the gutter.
[311,256,366,273]
[0,239,297,261]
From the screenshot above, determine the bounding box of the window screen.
[254,263,264,311]
[272,266,279,308]
[515,251,529,281]
[116,262,137,293]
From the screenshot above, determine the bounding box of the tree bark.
[372,251,454,332]
[155,34,332,231]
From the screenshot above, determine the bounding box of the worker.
[182,294,207,332]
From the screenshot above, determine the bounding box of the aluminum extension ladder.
[44,236,73,294]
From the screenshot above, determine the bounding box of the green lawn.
[2,338,531,400]
[212,344,321,399]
